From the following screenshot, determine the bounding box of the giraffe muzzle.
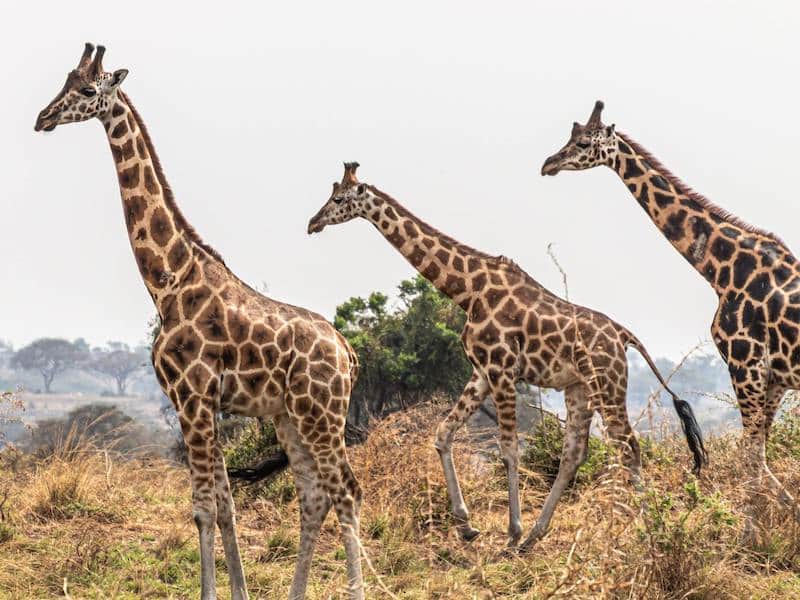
[34,109,59,132]
[307,217,326,234]
[541,154,563,176]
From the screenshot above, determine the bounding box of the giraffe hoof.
[517,540,535,555]
[459,525,481,542]
[494,546,518,561]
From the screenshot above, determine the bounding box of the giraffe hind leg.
[519,383,593,552]
[284,389,365,600]
[273,413,332,600]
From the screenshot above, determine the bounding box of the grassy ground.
[0,403,798,599]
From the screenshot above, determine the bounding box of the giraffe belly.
[220,371,286,417]
[521,362,580,391]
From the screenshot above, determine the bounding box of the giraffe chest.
[712,279,800,385]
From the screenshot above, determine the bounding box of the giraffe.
[542,100,800,540]
[34,43,366,600]
[307,162,707,551]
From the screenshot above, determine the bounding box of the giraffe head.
[541,100,618,176]
[307,162,373,234]
[34,43,128,132]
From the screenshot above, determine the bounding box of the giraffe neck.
[364,187,493,310]
[101,91,224,312]
[610,132,785,295]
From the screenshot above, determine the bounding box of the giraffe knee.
[193,509,215,532]
[434,421,455,452]
[343,466,362,504]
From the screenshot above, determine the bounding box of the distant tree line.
[5,337,148,395]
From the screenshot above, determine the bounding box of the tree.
[89,343,147,396]
[334,275,472,428]
[10,338,87,393]
[28,402,158,456]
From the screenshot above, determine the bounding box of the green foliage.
[366,513,390,540]
[638,478,737,593]
[223,418,279,471]
[520,413,609,486]
[334,275,471,423]
[767,394,800,461]
[260,530,297,562]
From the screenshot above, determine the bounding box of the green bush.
[521,413,610,486]
[638,478,737,595]
[767,395,800,461]
[223,418,279,471]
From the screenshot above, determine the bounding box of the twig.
[546,243,569,301]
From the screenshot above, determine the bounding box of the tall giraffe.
[308,163,706,551]
[35,43,367,600]
[542,101,800,540]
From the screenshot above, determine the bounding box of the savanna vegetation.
[1,396,799,599]
[2,277,797,598]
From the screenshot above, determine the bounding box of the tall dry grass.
[0,400,798,599]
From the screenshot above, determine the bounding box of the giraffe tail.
[227,449,290,483]
[624,333,709,475]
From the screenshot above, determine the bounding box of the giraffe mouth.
[541,154,564,176]
[34,113,59,132]
[307,220,326,234]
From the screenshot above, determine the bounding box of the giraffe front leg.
[729,365,772,545]
[179,399,219,600]
[212,440,248,600]
[434,369,489,541]
[519,384,592,552]
[759,386,800,523]
[492,379,523,546]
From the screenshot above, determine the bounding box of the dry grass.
[0,402,799,599]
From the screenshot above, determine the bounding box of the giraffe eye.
[576,141,590,150]
[333,197,344,204]
[80,87,96,97]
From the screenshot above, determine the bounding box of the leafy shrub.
[767,394,800,461]
[638,478,737,595]
[223,418,279,471]
[521,413,610,486]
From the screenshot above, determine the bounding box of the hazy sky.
[3,2,799,359]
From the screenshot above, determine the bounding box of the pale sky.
[3,1,799,359]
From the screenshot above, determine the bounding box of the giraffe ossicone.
[543,100,800,542]
[36,43,368,600]
[309,162,706,551]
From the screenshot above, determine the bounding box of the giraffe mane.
[366,186,517,268]
[617,131,786,247]
[119,91,227,265]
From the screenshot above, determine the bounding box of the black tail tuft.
[227,449,290,484]
[670,394,708,475]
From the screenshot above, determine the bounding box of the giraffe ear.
[606,124,615,135]
[107,69,128,89]
[357,183,366,195]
